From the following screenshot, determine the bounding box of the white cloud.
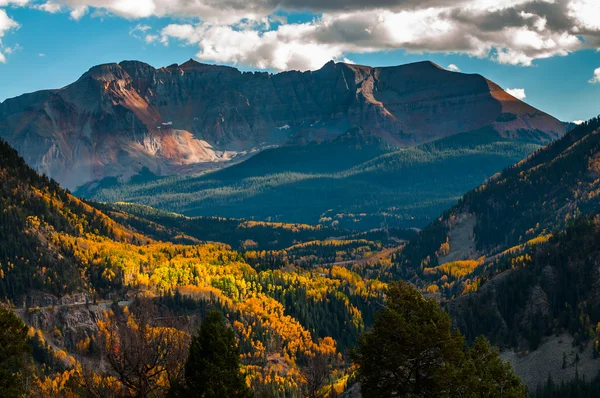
[131,23,151,33]
[568,0,600,31]
[573,120,584,124]
[35,2,62,13]
[0,8,19,64]
[505,88,527,100]
[0,8,18,38]
[152,0,599,71]
[69,5,88,20]
[447,63,461,72]
[0,0,29,6]
[160,22,346,71]
[38,53,45,56]
[589,67,600,84]
[2,0,600,69]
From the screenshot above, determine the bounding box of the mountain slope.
[0,135,382,395]
[447,213,600,390]
[392,116,600,390]
[0,59,567,190]
[0,138,152,298]
[401,117,600,271]
[86,127,542,229]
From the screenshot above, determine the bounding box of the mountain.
[0,59,567,190]
[401,117,600,273]
[85,127,544,230]
[395,117,600,389]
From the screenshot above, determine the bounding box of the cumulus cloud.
[504,88,527,100]
[447,64,461,72]
[4,0,600,70]
[35,1,62,13]
[505,88,526,99]
[160,22,345,70]
[589,67,600,84]
[0,8,20,63]
[152,0,593,70]
[573,120,584,124]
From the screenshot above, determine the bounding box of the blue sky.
[1,1,600,123]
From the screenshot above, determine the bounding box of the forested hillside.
[0,138,385,395]
[85,127,541,230]
[0,138,152,298]
[94,202,348,251]
[401,117,600,272]
[450,214,600,351]
[392,116,600,391]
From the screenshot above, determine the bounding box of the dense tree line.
[450,213,600,353]
[95,201,345,251]
[85,128,538,230]
[536,373,600,398]
[399,117,600,275]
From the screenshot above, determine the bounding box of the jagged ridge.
[0,59,568,190]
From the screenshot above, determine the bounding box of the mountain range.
[0,59,567,191]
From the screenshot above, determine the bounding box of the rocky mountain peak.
[0,59,569,190]
[78,63,130,83]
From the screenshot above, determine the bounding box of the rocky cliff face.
[0,59,567,190]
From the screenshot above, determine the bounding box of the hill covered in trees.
[393,116,600,390]
[84,127,542,230]
[400,116,600,275]
[0,134,529,397]
[94,202,351,251]
[0,137,387,395]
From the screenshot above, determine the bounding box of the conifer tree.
[353,281,527,398]
[176,310,252,398]
[0,307,30,397]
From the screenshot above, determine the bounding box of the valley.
[0,58,596,398]
[83,127,543,230]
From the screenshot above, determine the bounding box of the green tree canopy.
[0,307,30,397]
[175,310,252,398]
[353,281,527,398]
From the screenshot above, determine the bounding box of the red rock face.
[0,59,567,190]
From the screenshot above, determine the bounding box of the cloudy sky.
[0,0,599,122]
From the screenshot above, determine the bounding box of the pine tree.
[0,307,30,397]
[352,281,467,397]
[174,310,252,398]
[352,281,527,398]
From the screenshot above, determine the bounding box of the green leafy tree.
[0,307,30,397]
[353,281,527,398]
[353,281,466,397]
[463,336,527,397]
[175,310,252,398]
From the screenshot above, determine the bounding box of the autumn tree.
[299,350,333,398]
[97,302,190,397]
[353,281,527,398]
[0,306,30,397]
[174,310,252,398]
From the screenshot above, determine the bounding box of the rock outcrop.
[0,59,568,190]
